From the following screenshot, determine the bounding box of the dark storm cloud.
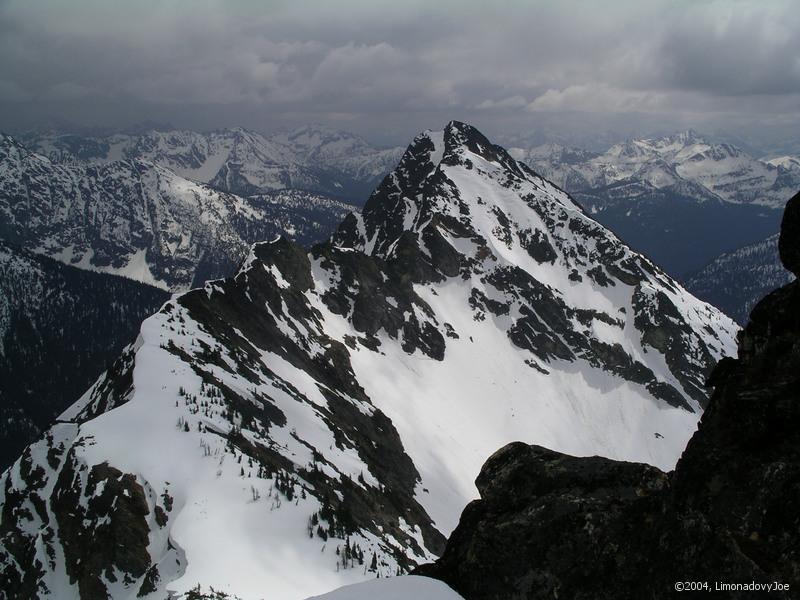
[0,0,798,147]
[653,3,800,97]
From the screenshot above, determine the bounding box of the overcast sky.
[1,0,798,151]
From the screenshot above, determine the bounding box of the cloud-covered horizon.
[1,0,798,151]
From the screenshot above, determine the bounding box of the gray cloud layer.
[1,0,798,149]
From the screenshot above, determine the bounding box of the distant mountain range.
[511,131,799,323]
[513,130,800,209]
[1,133,357,291]
[0,131,366,470]
[1,123,794,475]
[21,125,404,204]
[16,124,796,300]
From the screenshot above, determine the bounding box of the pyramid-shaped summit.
[0,122,737,600]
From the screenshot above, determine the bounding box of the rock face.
[418,193,800,599]
[779,191,800,276]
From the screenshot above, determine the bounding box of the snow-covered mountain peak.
[439,120,523,169]
[0,122,738,600]
[767,155,800,171]
[650,129,709,153]
[331,122,735,408]
[335,120,583,265]
[604,130,745,165]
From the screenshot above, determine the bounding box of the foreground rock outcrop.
[418,192,800,599]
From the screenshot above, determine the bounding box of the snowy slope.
[0,122,738,600]
[685,233,795,324]
[0,134,356,290]
[766,155,800,171]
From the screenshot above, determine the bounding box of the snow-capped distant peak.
[767,155,800,171]
[517,129,799,210]
[665,129,705,147]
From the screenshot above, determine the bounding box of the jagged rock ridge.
[0,122,737,599]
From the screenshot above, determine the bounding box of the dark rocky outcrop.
[779,191,800,276]
[418,194,800,599]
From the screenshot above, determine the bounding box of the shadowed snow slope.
[0,122,737,600]
[306,575,464,600]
